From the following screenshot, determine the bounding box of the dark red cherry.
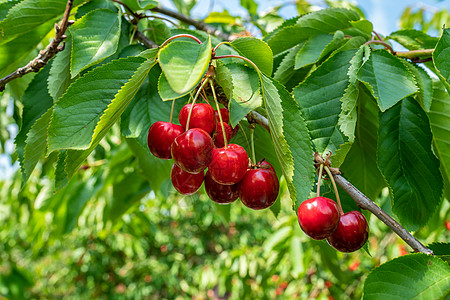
[179,103,216,134]
[214,122,232,148]
[327,211,369,252]
[204,171,238,204]
[259,160,276,174]
[147,121,184,159]
[214,108,230,124]
[239,165,279,210]
[231,124,239,138]
[171,128,214,174]
[208,144,248,185]
[171,164,204,195]
[297,197,340,240]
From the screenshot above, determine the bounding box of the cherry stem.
[169,99,175,123]
[316,164,324,197]
[212,55,261,74]
[212,41,228,54]
[160,34,202,48]
[364,40,395,54]
[186,79,209,131]
[208,78,228,149]
[250,126,256,165]
[324,165,344,215]
[201,89,210,105]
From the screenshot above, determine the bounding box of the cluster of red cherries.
[147,102,279,209]
[297,174,369,252]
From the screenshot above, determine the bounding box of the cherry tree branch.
[0,0,74,92]
[150,6,231,40]
[246,113,433,255]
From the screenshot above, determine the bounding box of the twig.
[242,113,433,255]
[134,30,158,48]
[0,0,74,92]
[246,111,270,132]
[150,6,230,40]
[372,30,384,41]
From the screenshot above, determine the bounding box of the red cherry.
[327,211,369,252]
[208,144,248,185]
[297,197,340,240]
[214,122,232,148]
[179,103,216,134]
[231,124,239,138]
[239,164,279,210]
[147,121,184,159]
[171,128,214,174]
[204,171,238,204]
[214,108,230,124]
[171,164,204,195]
[259,160,276,174]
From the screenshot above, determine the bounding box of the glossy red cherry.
[171,128,214,174]
[297,197,340,240]
[171,164,204,195]
[259,160,276,174]
[147,121,184,159]
[204,171,238,204]
[214,108,230,124]
[179,103,216,134]
[208,144,248,185]
[327,211,369,252]
[214,122,232,148]
[239,163,279,210]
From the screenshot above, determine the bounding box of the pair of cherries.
[297,196,369,252]
[147,103,279,209]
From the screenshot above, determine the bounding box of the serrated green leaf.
[266,8,361,55]
[0,0,21,21]
[406,63,433,112]
[349,19,373,37]
[294,34,334,69]
[63,57,157,179]
[70,9,121,77]
[0,0,83,45]
[158,37,211,94]
[145,19,171,45]
[428,242,450,263]
[22,108,53,182]
[158,72,190,101]
[387,29,438,50]
[75,0,118,19]
[16,65,53,182]
[48,34,72,101]
[54,150,68,190]
[121,0,158,11]
[294,49,357,156]
[262,75,315,210]
[357,50,418,111]
[48,56,148,152]
[340,86,385,201]
[433,28,450,94]
[377,97,443,229]
[273,44,302,85]
[428,80,450,197]
[230,37,273,75]
[363,254,450,300]
[215,63,262,127]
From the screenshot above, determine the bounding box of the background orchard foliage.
[0,0,449,299]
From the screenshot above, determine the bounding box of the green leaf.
[75,0,118,19]
[294,34,335,69]
[120,0,158,11]
[158,72,190,101]
[363,254,450,300]
[357,50,418,111]
[294,49,357,155]
[48,56,149,152]
[428,242,450,263]
[48,34,72,101]
[428,80,450,197]
[262,75,315,210]
[240,0,257,15]
[145,19,171,45]
[348,19,373,37]
[406,63,433,112]
[158,37,211,94]
[340,86,385,201]
[273,44,302,85]
[16,65,53,182]
[230,37,273,75]
[433,28,450,94]
[0,0,83,45]
[215,63,262,127]
[69,9,121,77]
[0,0,21,21]
[266,8,361,55]
[387,29,438,50]
[377,97,443,229]
[63,57,157,179]
[204,10,237,24]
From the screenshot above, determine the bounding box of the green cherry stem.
[169,99,176,123]
[212,55,261,74]
[324,165,344,215]
[316,164,324,197]
[250,125,256,165]
[186,79,209,131]
[208,78,228,149]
